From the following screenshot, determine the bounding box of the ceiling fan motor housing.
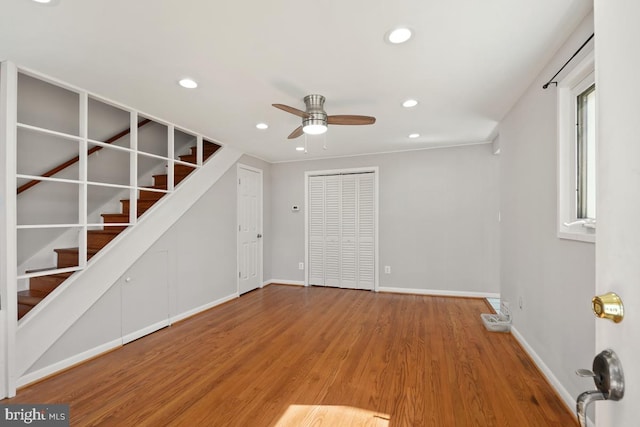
[303,94,328,128]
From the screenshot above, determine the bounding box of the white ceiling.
[1,0,592,162]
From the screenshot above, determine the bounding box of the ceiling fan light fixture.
[387,27,412,44]
[303,123,328,135]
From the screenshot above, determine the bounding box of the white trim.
[236,164,264,295]
[264,280,305,287]
[304,167,379,291]
[271,140,492,164]
[122,319,169,345]
[170,293,238,324]
[16,338,122,388]
[1,61,19,398]
[378,287,500,299]
[510,326,592,425]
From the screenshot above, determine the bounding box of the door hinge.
[239,271,241,278]
[238,178,241,185]
[239,224,241,231]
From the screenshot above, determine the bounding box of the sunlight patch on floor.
[275,405,390,426]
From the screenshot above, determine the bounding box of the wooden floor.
[6,285,577,426]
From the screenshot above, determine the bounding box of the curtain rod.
[542,33,594,89]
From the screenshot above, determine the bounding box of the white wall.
[270,144,500,295]
[499,12,595,409]
[25,154,271,377]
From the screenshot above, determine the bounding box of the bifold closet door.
[307,173,374,290]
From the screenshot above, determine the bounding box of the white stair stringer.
[15,145,243,378]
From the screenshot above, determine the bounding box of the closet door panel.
[308,176,325,285]
[324,175,341,287]
[341,175,358,288]
[357,174,375,290]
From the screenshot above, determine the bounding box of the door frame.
[236,163,263,295]
[304,166,379,291]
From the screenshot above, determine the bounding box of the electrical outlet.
[298,262,304,270]
[384,266,391,274]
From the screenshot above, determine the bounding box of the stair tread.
[87,229,121,235]
[54,247,100,254]
[24,269,73,279]
[18,290,49,306]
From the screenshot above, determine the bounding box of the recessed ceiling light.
[409,133,420,139]
[256,123,268,130]
[387,27,412,44]
[296,147,305,151]
[402,99,418,108]
[32,0,52,3]
[178,78,198,89]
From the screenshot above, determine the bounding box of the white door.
[121,250,169,344]
[237,164,262,295]
[594,2,639,425]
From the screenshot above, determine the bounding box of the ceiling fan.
[273,94,376,139]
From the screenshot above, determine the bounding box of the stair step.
[120,199,158,215]
[17,290,49,307]
[190,142,221,159]
[29,272,72,293]
[87,229,121,250]
[152,173,189,188]
[18,303,33,319]
[178,154,197,163]
[173,163,197,176]
[54,247,100,268]
[139,186,168,201]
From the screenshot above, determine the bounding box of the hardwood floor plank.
[6,285,577,426]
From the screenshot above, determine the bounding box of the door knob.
[575,349,624,427]
[592,292,624,323]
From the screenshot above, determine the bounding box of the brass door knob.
[592,292,624,323]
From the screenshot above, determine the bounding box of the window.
[576,84,596,220]
[557,51,595,243]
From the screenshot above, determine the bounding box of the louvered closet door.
[340,175,358,288]
[307,172,375,289]
[324,175,341,287]
[357,173,375,290]
[308,176,325,286]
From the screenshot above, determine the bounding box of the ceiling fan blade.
[327,115,376,125]
[273,104,310,118]
[288,126,304,139]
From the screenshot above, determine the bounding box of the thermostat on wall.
[292,205,300,212]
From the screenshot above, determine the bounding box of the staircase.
[17,141,221,319]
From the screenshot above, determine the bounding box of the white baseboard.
[511,326,590,425]
[122,319,170,345]
[264,279,305,287]
[170,292,238,324]
[17,338,122,388]
[378,286,500,299]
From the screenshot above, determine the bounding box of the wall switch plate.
[384,266,391,274]
[298,262,304,270]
